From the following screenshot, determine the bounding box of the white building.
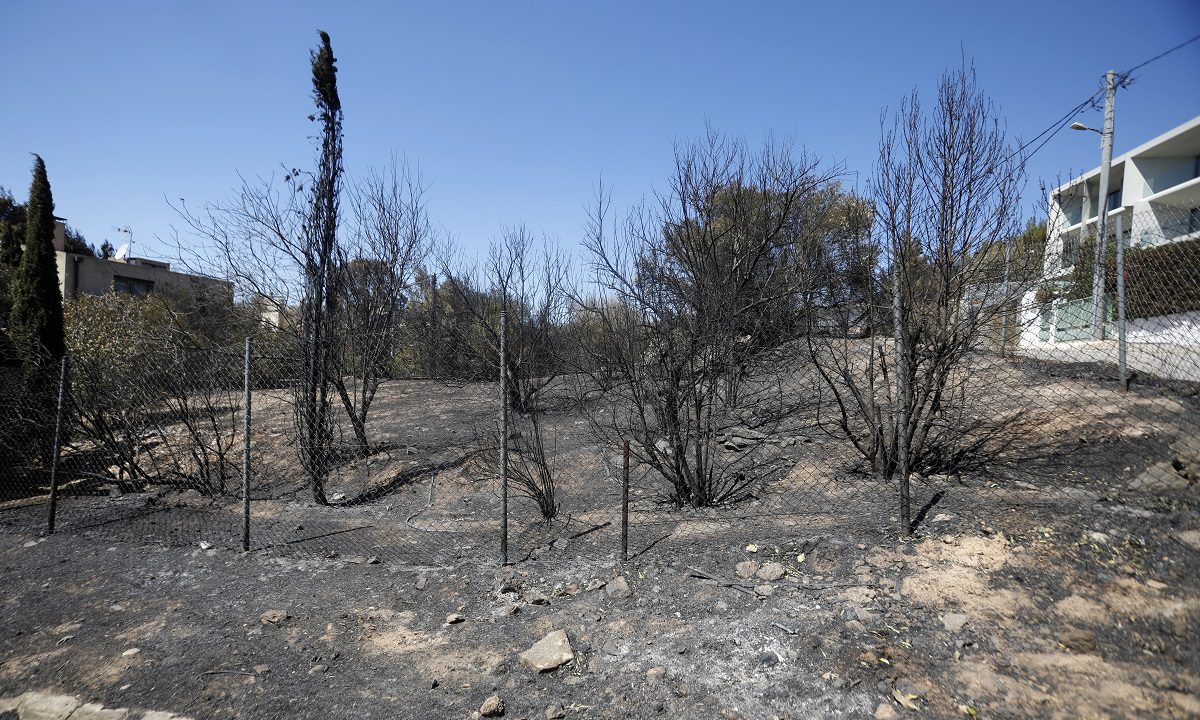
[1020,114,1200,350]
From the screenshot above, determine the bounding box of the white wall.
[1127,310,1200,345]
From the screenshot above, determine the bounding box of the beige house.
[51,220,231,304]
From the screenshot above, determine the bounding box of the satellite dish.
[114,243,130,260]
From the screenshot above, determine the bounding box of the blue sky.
[1,1,1198,262]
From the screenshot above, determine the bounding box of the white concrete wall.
[1127,310,1200,345]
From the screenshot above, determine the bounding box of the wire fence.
[1,206,1198,565]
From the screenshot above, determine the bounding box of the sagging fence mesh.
[1,205,1198,564]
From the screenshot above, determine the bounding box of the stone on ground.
[479,694,505,717]
[735,561,759,578]
[874,702,898,719]
[942,612,968,633]
[545,702,566,719]
[519,629,575,672]
[1128,461,1190,492]
[18,692,80,720]
[755,562,786,581]
[605,576,632,598]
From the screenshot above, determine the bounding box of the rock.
[874,702,898,719]
[729,426,766,441]
[755,562,786,582]
[1146,579,1168,590]
[735,561,760,578]
[518,630,575,672]
[259,609,289,625]
[444,613,465,626]
[479,694,505,717]
[23,540,37,548]
[523,589,550,605]
[605,576,632,598]
[1088,531,1111,545]
[1170,436,1200,481]
[551,538,569,550]
[646,666,667,682]
[1176,529,1200,552]
[121,647,140,657]
[545,703,566,719]
[753,584,775,597]
[942,613,968,633]
[70,703,129,720]
[16,692,81,720]
[308,664,328,674]
[854,606,876,623]
[584,578,607,592]
[1128,461,1190,492]
[415,575,428,590]
[1059,627,1097,653]
[253,664,271,674]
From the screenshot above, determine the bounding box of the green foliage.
[64,292,179,361]
[1064,233,1200,320]
[0,185,25,268]
[1125,236,1200,319]
[311,31,341,116]
[9,156,66,377]
[1066,234,1116,304]
[63,225,95,256]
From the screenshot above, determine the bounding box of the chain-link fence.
[1,205,1198,565]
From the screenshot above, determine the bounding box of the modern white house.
[1020,114,1200,352]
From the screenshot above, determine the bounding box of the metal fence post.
[892,244,911,535]
[999,240,1012,357]
[1115,215,1127,391]
[242,337,253,551]
[621,440,630,562]
[46,356,69,535]
[499,310,509,565]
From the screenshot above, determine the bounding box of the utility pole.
[1089,70,1116,339]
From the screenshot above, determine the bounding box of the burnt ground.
[2,481,1199,720]
[2,355,1200,719]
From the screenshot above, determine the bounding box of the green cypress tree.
[9,155,66,370]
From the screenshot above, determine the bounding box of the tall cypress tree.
[9,155,66,371]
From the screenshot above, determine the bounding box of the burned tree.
[579,129,839,508]
[175,31,346,505]
[441,226,570,412]
[331,160,432,455]
[809,63,1034,531]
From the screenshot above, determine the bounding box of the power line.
[1010,90,1104,162]
[1120,31,1200,78]
[1014,31,1200,164]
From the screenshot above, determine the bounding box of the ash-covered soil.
[2,480,1199,719]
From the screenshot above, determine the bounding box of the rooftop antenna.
[112,225,133,262]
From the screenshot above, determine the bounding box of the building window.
[113,275,154,297]
[1060,231,1079,269]
[1105,189,1122,212]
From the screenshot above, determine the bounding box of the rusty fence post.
[499,310,509,566]
[621,440,630,562]
[242,337,253,551]
[46,356,69,535]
